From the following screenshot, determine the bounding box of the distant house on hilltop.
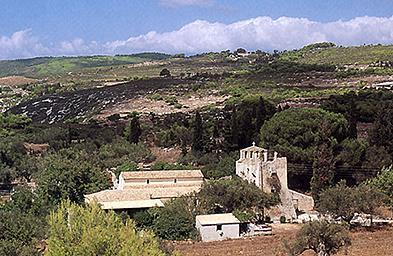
[85,170,204,211]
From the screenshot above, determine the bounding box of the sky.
[1,0,393,60]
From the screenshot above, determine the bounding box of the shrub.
[150,161,193,171]
[286,220,350,256]
[115,161,139,177]
[47,201,166,255]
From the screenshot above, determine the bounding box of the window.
[147,179,150,184]
[250,151,253,158]
[174,178,177,183]
[216,224,222,231]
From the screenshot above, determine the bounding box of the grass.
[281,44,393,65]
[0,53,171,78]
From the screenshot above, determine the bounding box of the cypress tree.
[370,102,393,154]
[346,98,358,139]
[255,96,267,132]
[192,111,204,152]
[310,121,336,204]
[230,109,239,150]
[238,108,253,148]
[128,116,142,144]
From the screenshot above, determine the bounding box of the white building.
[85,170,204,210]
[196,213,241,242]
[236,144,314,220]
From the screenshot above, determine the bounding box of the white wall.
[196,223,240,242]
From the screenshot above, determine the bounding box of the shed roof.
[196,213,240,225]
[121,170,204,180]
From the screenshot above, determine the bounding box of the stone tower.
[236,143,312,220]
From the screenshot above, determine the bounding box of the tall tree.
[0,209,46,256]
[35,149,111,207]
[255,96,267,134]
[369,102,393,154]
[311,121,336,203]
[238,108,253,148]
[127,116,142,144]
[192,111,204,152]
[260,108,348,163]
[346,97,358,139]
[230,109,239,150]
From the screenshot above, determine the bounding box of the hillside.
[0,53,171,78]
[281,43,393,65]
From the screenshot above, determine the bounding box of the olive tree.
[286,220,351,256]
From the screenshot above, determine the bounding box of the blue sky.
[1,0,393,59]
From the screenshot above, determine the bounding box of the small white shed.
[195,213,241,242]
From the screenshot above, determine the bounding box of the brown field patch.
[0,76,37,86]
[173,224,393,256]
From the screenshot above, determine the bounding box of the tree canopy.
[367,166,393,208]
[287,220,351,256]
[318,181,383,223]
[46,201,166,256]
[197,178,279,216]
[260,108,349,163]
[35,148,111,207]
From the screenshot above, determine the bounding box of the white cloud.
[0,30,49,60]
[103,16,393,54]
[159,0,214,7]
[2,16,393,60]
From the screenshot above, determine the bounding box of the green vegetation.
[47,201,166,256]
[148,198,197,241]
[281,43,393,65]
[369,101,393,155]
[0,53,171,78]
[286,220,351,256]
[201,153,237,179]
[2,43,393,253]
[197,178,279,218]
[260,108,349,163]
[133,178,279,241]
[115,161,139,176]
[150,161,193,171]
[367,166,393,208]
[35,148,111,207]
[318,181,383,223]
[126,115,142,144]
